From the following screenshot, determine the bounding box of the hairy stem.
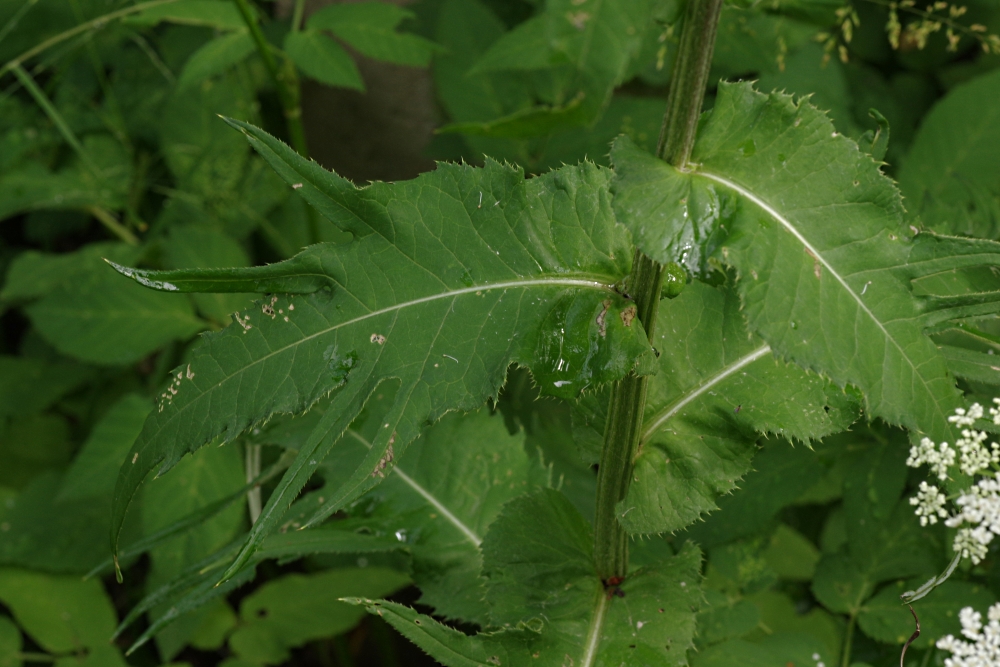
[231,0,309,158]
[592,0,723,581]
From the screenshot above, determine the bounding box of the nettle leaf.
[352,489,701,666]
[307,2,440,67]
[575,280,858,534]
[109,120,652,579]
[336,406,549,625]
[898,69,1000,238]
[613,81,966,445]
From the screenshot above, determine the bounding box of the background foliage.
[2,0,1000,665]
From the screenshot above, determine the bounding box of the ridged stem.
[232,0,308,158]
[592,0,724,581]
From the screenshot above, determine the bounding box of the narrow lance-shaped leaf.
[574,280,859,534]
[109,120,652,580]
[351,489,702,667]
[612,81,966,445]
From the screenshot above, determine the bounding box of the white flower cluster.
[907,400,1000,565]
[910,481,948,526]
[937,602,1000,667]
[907,436,956,480]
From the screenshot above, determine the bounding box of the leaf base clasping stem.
[593,0,724,581]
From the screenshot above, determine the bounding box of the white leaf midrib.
[641,344,772,442]
[143,276,615,449]
[696,168,950,426]
[346,429,482,547]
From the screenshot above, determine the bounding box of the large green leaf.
[108,121,652,580]
[0,617,20,667]
[352,489,701,666]
[612,81,967,446]
[575,280,858,534]
[898,69,1000,238]
[336,406,549,624]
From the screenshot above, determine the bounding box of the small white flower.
[910,481,949,525]
[956,428,999,476]
[990,398,1000,426]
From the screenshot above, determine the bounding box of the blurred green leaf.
[899,69,1000,238]
[859,580,995,648]
[178,30,256,90]
[25,266,204,365]
[162,226,253,322]
[124,0,247,30]
[0,617,20,667]
[0,357,92,418]
[58,394,152,501]
[284,30,364,90]
[0,569,119,652]
[308,2,439,67]
[228,568,410,664]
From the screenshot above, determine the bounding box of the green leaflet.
[335,406,549,625]
[612,81,967,446]
[575,280,858,534]
[352,489,702,667]
[108,120,652,580]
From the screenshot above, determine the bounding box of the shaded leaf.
[0,357,92,418]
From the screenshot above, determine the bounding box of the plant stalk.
[231,0,309,158]
[592,0,724,581]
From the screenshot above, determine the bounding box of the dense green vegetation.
[2,0,1000,666]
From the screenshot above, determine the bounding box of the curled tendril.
[900,604,921,667]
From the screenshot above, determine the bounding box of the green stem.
[592,0,723,581]
[841,611,857,667]
[232,0,308,158]
[291,0,306,32]
[656,0,724,166]
[87,206,140,245]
